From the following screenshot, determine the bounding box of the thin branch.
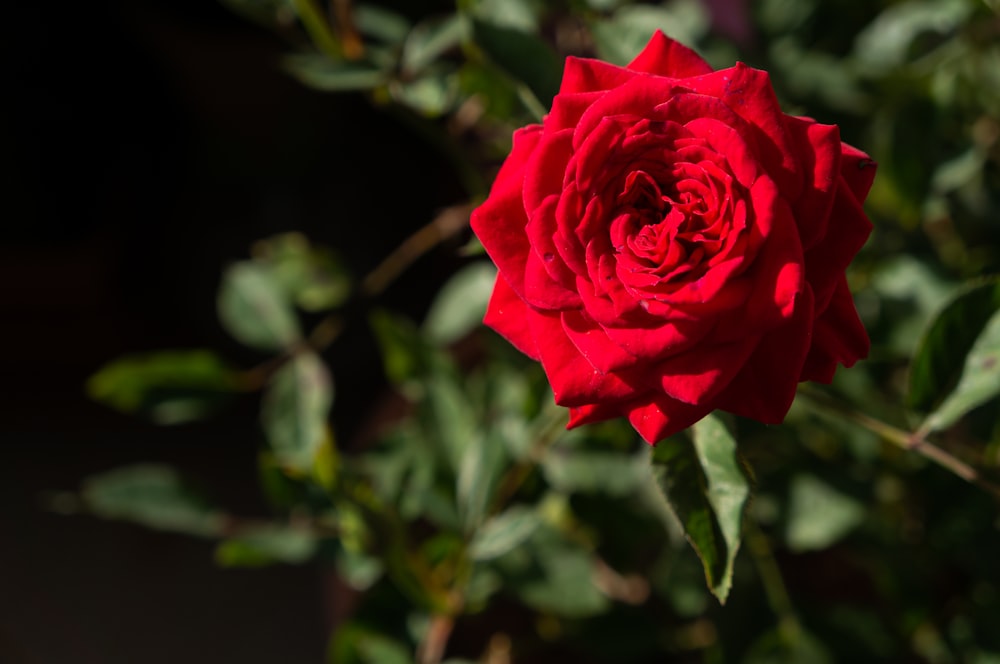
[796,385,1000,500]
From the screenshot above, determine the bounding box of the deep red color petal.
[483,274,540,361]
[626,30,714,78]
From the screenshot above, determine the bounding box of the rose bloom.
[471,32,876,444]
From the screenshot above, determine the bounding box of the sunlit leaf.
[402,13,469,74]
[923,309,1000,432]
[82,464,223,537]
[651,414,750,603]
[218,261,302,351]
[422,262,497,345]
[785,475,866,552]
[469,505,540,561]
[854,0,973,74]
[908,277,1000,411]
[591,1,709,66]
[86,349,239,425]
[261,350,335,475]
[542,448,648,497]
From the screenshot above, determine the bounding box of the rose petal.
[839,142,878,204]
[783,116,841,250]
[626,30,715,78]
[803,177,873,313]
[560,55,638,95]
[714,285,814,423]
[626,394,713,444]
[529,308,642,407]
[483,274,540,361]
[800,278,869,382]
[470,125,542,298]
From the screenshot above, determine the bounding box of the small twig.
[361,204,472,297]
[796,385,1000,500]
[416,612,457,664]
[289,0,344,60]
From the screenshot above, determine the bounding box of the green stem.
[745,518,801,643]
[796,384,1000,500]
[289,0,343,60]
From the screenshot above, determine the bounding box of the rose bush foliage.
[471,32,876,443]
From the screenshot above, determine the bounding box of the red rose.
[471,32,876,444]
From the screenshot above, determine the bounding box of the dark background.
[1,1,462,661]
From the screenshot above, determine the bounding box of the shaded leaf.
[854,0,973,74]
[284,54,388,91]
[215,525,318,567]
[908,277,1000,410]
[651,414,750,603]
[218,261,302,351]
[252,232,352,312]
[923,308,1000,432]
[353,3,410,45]
[785,475,866,552]
[86,349,239,425]
[82,464,223,537]
[261,351,335,475]
[422,262,497,345]
[471,19,562,106]
[329,623,413,664]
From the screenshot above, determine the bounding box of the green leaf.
[422,262,497,345]
[456,425,505,532]
[215,525,318,567]
[217,261,302,351]
[81,464,223,537]
[651,414,750,603]
[261,351,335,475]
[471,0,543,32]
[541,448,648,497]
[591,1,709,66]
[471,18,562,107]
[283,54,388,91]
[353,3,411,45]
[784,475,866,552]
[515,538,609,617]
[252,232,352,312]
[389,70,458,116]
[402,14,469,74]
[86,349,239,425]
[854,0,973,74]
[370,309,441,386]
[908,277,1000,411]
[469,505,541,561]
[923,309,1000,432]
[329,623,413,664]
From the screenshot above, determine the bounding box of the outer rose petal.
[714,286,815,423]
[626,30,714,78]
[470,125,542,298]
[782,115,840,250]
[529,308,641,407]
[626,394,714,444]
[839,142,878,204]
[484,274,540,361]
[800,278,869,382]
